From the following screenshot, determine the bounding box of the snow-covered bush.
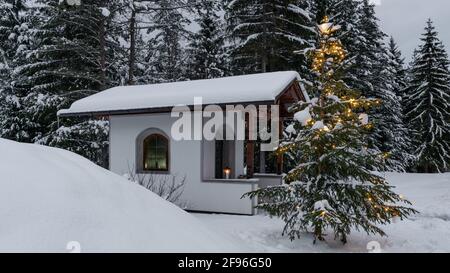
[48,119,110,168]
[125,171,188,209]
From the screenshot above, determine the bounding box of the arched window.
[137,129,170,173]
[143,134,169,171]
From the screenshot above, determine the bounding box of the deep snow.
[1,138,449,252]
[195,172,450,253]
[0,138,240,252]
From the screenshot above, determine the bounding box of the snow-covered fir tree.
[352,0,386,98]
[225,0,315,75]
[119,0,159,85]
[377,42,415,171]
[309,0,360,58]
[8,0,124,166]
[381,37,415,171]
[311,0,391,108]
[50,0,124,167]
[186,0,226,80]
[309,0,359,47]
[351,0,410,169]
[308,0,327,22]
[142,0,191,83]
[307,0,360,96]
[387,37,408,98]
[404,19,450,173]
[309,0,413,170]
[0,0,35,142]
[0,0,27,87]
[245,17,416,243]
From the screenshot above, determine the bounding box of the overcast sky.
[374,0,450,61]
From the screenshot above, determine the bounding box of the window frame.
[136,128,170,174]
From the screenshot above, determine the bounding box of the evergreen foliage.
[142,0,191,83]
[225,0,315,75]
[245,17,417,243]
[404,19,450,173]
[380,37,415,171]
[186,0,226,80]
[1,0,123,166]
[0,0,33,142]
[0,0,448,175]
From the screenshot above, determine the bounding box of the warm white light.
[224,167,231,179]
[318,22,333,34]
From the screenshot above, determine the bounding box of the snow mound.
[0,139,240,252]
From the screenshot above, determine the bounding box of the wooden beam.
[259,150,266,174]
[244,111,255,178]
[277,117,284,175]
[246,141,255,178]
[274,80,304,104]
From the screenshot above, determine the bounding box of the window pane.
[143,134,168,171]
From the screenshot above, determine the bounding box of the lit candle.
[224,167,231,179]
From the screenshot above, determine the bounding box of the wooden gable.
[275,80,307,118]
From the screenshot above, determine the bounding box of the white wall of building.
[109,112,258,215]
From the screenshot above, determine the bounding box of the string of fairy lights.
[310,16,383,138]
[312,16,346,73]
[280,16,409,220]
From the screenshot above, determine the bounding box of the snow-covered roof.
[58,71,309,117]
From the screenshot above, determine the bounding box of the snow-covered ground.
[195,172,450,253]
[1,138,449,252]
[0,139,240,253]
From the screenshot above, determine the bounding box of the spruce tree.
[310,1,411,170]
[0,0,27,87]
[381,37,414,171]
[404,19,450,173]
[375,45,414,171]
[119,0,161,85]
[351,0,410,170]
[311,1,387,104]
[310,0,360,51]
[387,37,408,98]
[142,0,191,83]
[0,0,35,142]
[225,0,315,75]
[51,0,123,167]
[9,0,123,166]
[309,0,328,22]
[353,0,386,98]
[186,0,226,80]
[307,0,360,97]
[245,17,416,243]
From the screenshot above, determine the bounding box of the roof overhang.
[58,71,310,118]
[57,100,277,118]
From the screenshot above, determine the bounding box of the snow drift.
[0,138,239,252]
[197,172,450,252]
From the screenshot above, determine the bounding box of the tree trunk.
[128,6,136,85]
[261,54,268,73]
[99,16,107,90]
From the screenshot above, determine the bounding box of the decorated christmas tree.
[245,16,417,244]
